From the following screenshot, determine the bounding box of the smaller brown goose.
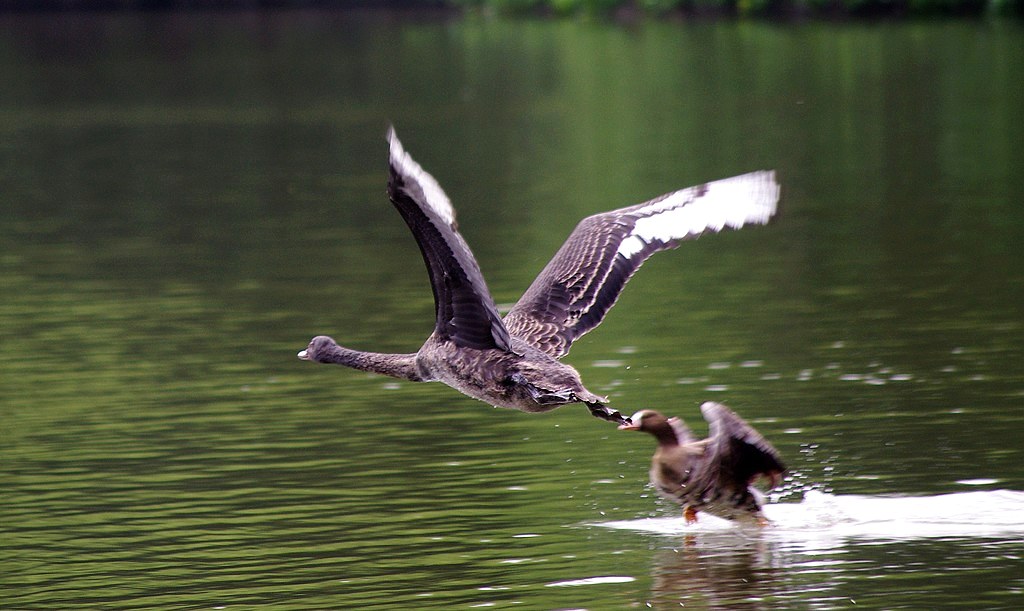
[619,401,785,525]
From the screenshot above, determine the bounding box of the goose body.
[619,402,786,524]
[298,127,780,424]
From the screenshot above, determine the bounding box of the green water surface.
[2,12,1023,609]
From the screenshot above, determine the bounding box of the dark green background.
[3,12,1023,608]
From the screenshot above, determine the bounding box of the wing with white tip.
[504,171,780,358]
[386,127,513,352]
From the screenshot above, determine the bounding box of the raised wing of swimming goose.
[386,127,513,352]
[702,401,786,486]
[503,171,780,358]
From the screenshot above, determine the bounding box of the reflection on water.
[649,539,783,609]
[2,11,1024,610]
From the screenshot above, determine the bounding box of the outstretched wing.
[701,401,785,487]
[386,127,513,352]
[503,171,780,358]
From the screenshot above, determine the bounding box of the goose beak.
[618,421,639,431]
[297,350,310,360]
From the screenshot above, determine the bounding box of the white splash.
[596,489,1024,545]
[546,576,636,587]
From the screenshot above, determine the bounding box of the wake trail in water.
[598,490,1024,542]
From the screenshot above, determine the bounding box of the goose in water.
[619,402,786,524]
[298,127,780,425]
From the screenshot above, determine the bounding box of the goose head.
[297,335,339,362]
[618,409,670,432]
[618,409,685,446]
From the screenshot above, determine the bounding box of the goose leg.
[585,402,629,425]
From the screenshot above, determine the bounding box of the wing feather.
[386,127,513,352]
[701,401,785,485]
[504,171,780,357]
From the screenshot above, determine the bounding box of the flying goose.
[298,127,780,425]
[619,402,786,524]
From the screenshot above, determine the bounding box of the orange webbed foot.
[683,506,698,525]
